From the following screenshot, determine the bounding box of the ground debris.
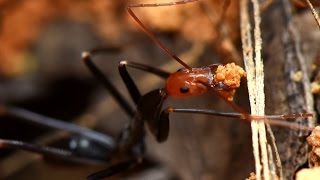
[307,126,320,167]
[214,63,246,101]
[296,167,320,180]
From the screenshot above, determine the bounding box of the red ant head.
[165,68,211,98]
[165,63,247,101]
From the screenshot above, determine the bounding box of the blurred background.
[0,0,319,180]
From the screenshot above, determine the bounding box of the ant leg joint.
[81,51,91,59]
[119,61,128,66]
[164,107,174,113]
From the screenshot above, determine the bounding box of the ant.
[0,0,315,179]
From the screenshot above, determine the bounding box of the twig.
[250,0,270,179]
[266,123,284,179]
[240,0,282,179]
[240,0,261,179]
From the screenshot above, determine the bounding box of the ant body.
[0,0,315,179]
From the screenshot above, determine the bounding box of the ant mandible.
[0,0,314,179]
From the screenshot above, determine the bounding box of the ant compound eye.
[180,86,189,93]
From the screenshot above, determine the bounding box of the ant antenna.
[127,0,198,70]
[167,108,314,132]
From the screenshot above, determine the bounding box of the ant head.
[165,63,247,100]
[165,68,210,98]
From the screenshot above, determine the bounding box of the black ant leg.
[118,61,170,104]
[0,139,104,165]
[81,48,171,144]
[0,105,116,163]
[86,108,152,179]
[85,88,167,179]
[85,124,144,179]
[81,49,171,179]
[82,48,134,117]
[0,105,115,147]
[0,47,170,179]
[84,90,167,179]
[82,49,170,115]
[84,103,147,179]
